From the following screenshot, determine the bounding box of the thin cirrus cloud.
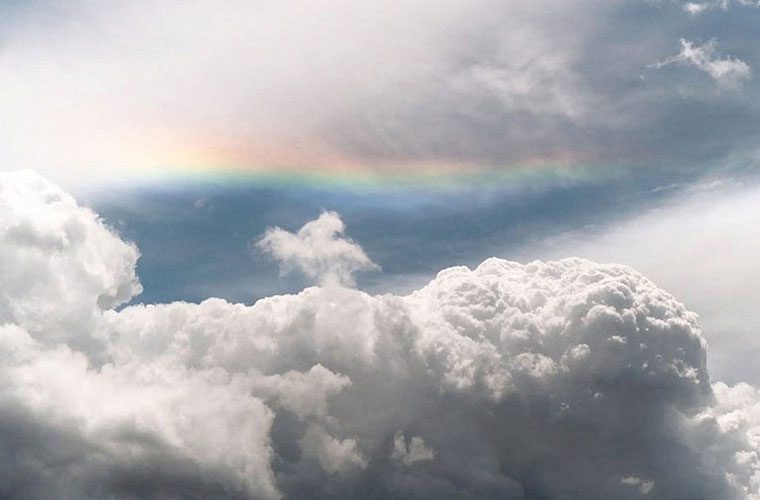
[1,0,760,187]
[3,169,760,499]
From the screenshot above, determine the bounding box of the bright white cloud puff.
[257,210,379,287]
[2,171,760,499]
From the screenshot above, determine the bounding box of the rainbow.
[104,162,620,196]
[24,116,629,193]
[55,126,629,193]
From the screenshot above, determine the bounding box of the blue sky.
[81,166,709,305]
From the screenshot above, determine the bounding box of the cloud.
[300,425,368,475]
[257,211,380,287]
[0,170,141,354]
[650,38,751,88]
[3,0,760,186]
[0,173,760,499]
[4,171,760,498]
[518,178,760,386]
[682,0,731,13]
[681,0,760,14]
[621,475,655,495]
[392,433,435,466]
[0,0,597,183]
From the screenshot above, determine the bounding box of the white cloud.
[519,178,760,386]
[681,0,760,14]
[0,170,141,354]
[257,211,379,287]
[251,364,352,420]
[621,475,655,495]
[4,171,760,498]
[7,0,746,185]
[682,0,731,13]
[300,425,368,475]
[392,432,435,466]
[0,0,595,184]
[1,0,759,186]
[650,38,751,88]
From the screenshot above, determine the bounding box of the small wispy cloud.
[682,0,730,14]
[621,475,655,495]
[682,0,760,14]
[649,38,751,89]
[257,211,379,287]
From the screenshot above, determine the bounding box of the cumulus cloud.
[519,178,760,386]
[4,171,760,498]
[650,38,751,88]
[257,211,379,287]
[0,170,141,354]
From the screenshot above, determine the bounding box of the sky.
[2,1,760,499]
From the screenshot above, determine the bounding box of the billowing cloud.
[650,38,751,89]
[3,171,760,498]
[257,211,379,287]
[0,170,141,354]
[519,178,760,386]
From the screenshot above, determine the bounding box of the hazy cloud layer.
[1,0,760,185]
[2,171,760,498]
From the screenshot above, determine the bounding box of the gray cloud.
[2,171,760,498]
